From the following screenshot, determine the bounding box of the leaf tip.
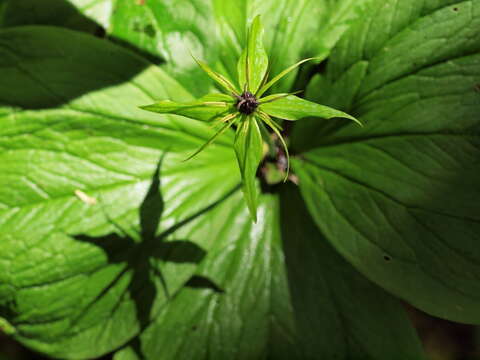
[188,49,197,61]
[0,317,16,335]
[190,52,206,70]
[252,14,262,25]
[351,116,363,127]
[244,193,258,223]
[244,192,259,223]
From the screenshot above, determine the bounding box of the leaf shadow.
[73,154,206,330]
[109,36,164,66]
[3,0,166,65]
[185,275,225,293]
[2,0,165,110]
[1,0,101,32]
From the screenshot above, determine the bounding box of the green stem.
[258,120,276,158]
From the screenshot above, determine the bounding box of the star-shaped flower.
[141,15,360,221]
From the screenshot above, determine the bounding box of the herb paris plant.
[1,1,478,359]
[141,16,360,221]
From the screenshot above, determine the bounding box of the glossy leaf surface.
[3,0,366,95]
[293,0,480,323]
[0,26,239,359]
[1,1,477,359]
[113,188,424,360]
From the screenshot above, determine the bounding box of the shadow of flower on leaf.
[73,154,206,330]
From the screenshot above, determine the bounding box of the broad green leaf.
[140,93,234,122]
[67,0,113,29]
[260,94,360,124]
[0,0,98,32]
[105,0,218,96]
[0,0,5,19]
[291,61,369,152]
[212,0,368,93]
[293,0,480,323]
[278,186,425,360]
[114,194,299,360]
[60,0,218,96]
[305,0,370,59]
[0,20,427,357]
[14,0,367,95]
[113,188,425,360]
[237,15,268,93]
[234,117,263,222]
[0,26,239,359]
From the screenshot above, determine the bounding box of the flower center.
[236,91,258,115]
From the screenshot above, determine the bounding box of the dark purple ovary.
[236,91,259,115]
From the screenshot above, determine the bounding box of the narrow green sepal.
[256,111,289,181]
[256,57,319,97]
[184,113,238,161]
[192,55,240,95]
[259,90,303,104]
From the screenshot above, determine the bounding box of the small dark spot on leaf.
[383,255,391,261]
[132,22,156,38]
[192,325,198,331]
[144,24,156,38]
[474,84,480,92]
[453,7,458,11]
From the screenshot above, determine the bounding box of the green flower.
[141,15,360,222]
